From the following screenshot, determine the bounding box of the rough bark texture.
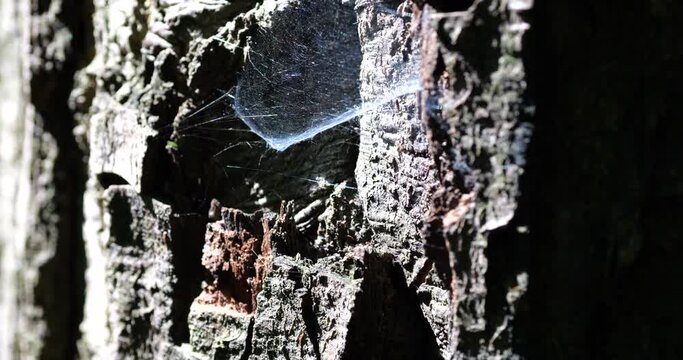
[0,0,88,358]
[420,1,532,357]
[2,0,683,359]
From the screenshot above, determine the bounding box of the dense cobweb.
[233,0,421,151]
[165,0,421,209]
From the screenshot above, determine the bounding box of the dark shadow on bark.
[519,1,683,359]
[483,220,530,353]
[30,0,94,357]
[342,253,442,360]
[301,290,321,360]
[168,214,206,344]
[423,0,474,12]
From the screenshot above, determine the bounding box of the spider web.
[233,0,421,151]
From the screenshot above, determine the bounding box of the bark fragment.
[196,209,272,314]
[420,0,532,357]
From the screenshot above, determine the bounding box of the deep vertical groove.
[29,0,93,357]
[301,290,321,360]
[238,318,254,360]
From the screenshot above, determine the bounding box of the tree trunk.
[1,0,682,359]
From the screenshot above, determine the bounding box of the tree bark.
[1,0,682,359]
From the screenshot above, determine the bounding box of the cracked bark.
[1,0,683,359]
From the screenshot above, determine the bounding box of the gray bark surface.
[1,0,87,358]
[2,0,683,359]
